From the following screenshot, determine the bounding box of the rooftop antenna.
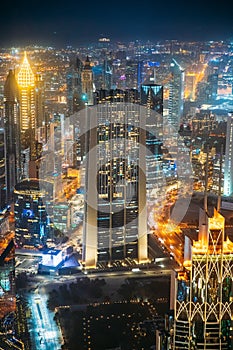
[217,143,223,212]
[204,143,209,213]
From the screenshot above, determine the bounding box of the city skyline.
[1,35,233,349]
[0,0,233,47]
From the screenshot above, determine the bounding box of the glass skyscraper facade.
[140,84,164,225]
[67,56,84,115]
[83,84,163,268]
[168,58,185,133]
[96,104,141,262]
[14,179,52,249]
[83,103,150,267]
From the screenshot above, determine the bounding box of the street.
[27,285,63,350]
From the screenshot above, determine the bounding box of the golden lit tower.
[173,208,233,349]
[17,51,35,132]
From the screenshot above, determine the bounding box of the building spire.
[17,51,35,87]
[84,55,91,70]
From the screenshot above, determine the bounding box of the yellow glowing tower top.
[18,51,35,87]
[17,51,35,131]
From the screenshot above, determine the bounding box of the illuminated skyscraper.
[17,52,44,176]
[14,179,52,249]
[83,98,165,267]
[224,113,233,196]
[3,70,21,204]
[173,208,233,349]
[168,59,185,133]
[82,85,164,268]
[81,56,94,105]
[17,51,35,132]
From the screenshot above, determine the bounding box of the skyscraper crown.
[17,51,35,87]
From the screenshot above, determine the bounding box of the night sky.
[0,0,232,47]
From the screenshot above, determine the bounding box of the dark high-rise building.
[137,60,144,90]
[81,56,94,106]
[0,129,6,210]
[125,59,138,89]
[196,81,210,105]
[102,59,112,90]
[14,179,52,249]
[140,84,163,114]
[3,69,21,205]
[94,88,140,104]
[207,73,218,102]
[67,57,84,115]
[140,84,163,212]
[35,72,45,128]
[168,59,185,133]
[94,88,124,104]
